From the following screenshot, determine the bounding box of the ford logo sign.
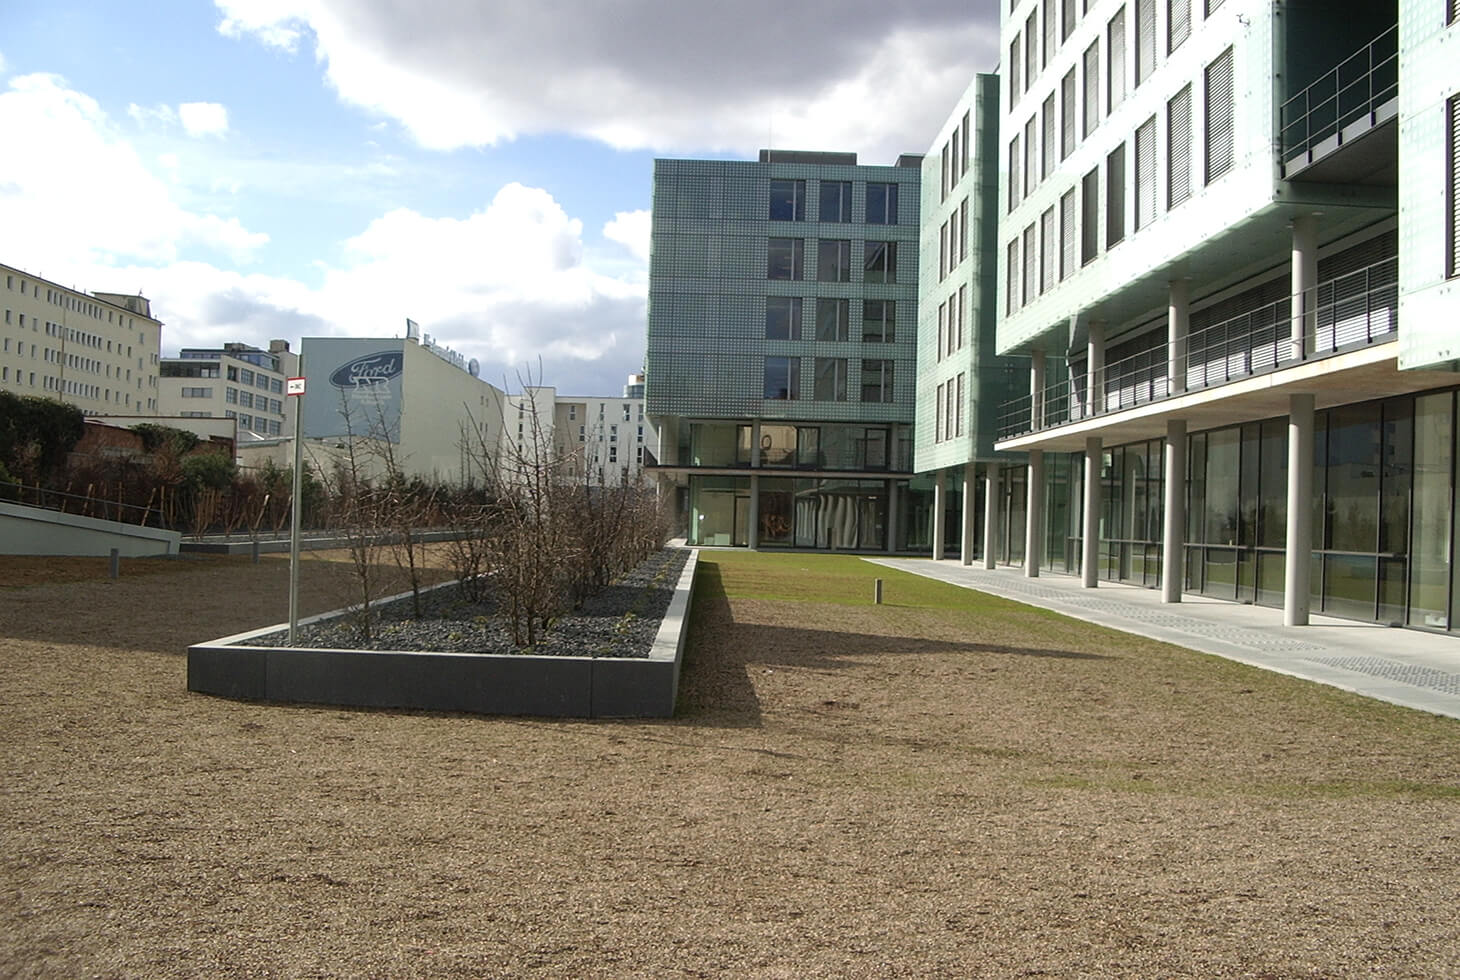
[329,351,404,388]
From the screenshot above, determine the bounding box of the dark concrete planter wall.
[188,549,699,719]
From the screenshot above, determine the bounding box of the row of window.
[763,356,895,403]
[938,197,970,281]
[939,111,973,201]
[6,310,143,362]
[937,286,969,362]
[934,373,967,443]
[768,238,899,283]
[0,364,141,406]
[5,273,145,332]
[4,337,140,383]
[220,410,284,436]
[764,297,898,343]
[1006,47,1233,315]
[768,179,900,224]
[1010,0,1221,114]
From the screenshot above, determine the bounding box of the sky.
[0,0,1000,396]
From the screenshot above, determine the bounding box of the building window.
[1042,0,1056,69]
[226,387,238,404]
[765,297,803,340]
[769,179,806,221]
[1010,35,1023,111]
[935,382,945,442]
[1168,84,1193,209]
[1009,134,1022,212]
[1063,0,1077,41]
[1060,188,1077,280]
[1041,207,1057,294]
[866,182,898,224]
[863,300,895,343]
[240,368,254,385]
[767,238,804,280]
[1083,41,1100,139]
[1024,116,1038,194]
[1025,12,1038,89]
[818,239,852,282]
[863,241,897,283]
[820,181,852,222]
[1135,0,1155,88]
[1108,6,1127,114]
[939,223,949,280]
[181,387,211,398]
[763,356,800,400]
[1169,0,1190,52]
[1007,240,1021,315]
[1205,47,1235,184]
[1107,144,1127,248]
[861,359,894,403]
[956,285,966,350]
[1061,68,1077,160]
[239,391,254,408]
[1135,115,1157,230]
[1449,93,1459,278]
[226,366,238,381]
[1041,94,1056,181]
[816,298,850,341]
[814,357,848,401]
[959,197,969,262]
[1205,0,1225,14]
[1022,223,1038,305]
[955,372,966,437]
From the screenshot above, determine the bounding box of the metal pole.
[288,354,304,644]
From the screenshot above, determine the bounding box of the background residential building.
[502,379,656,488]
[646,149,923,549]
[2,263,161,415]
[158,340,297,439]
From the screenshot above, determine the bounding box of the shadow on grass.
[674,562,1111,730]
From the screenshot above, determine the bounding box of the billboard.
[299,338,406,443]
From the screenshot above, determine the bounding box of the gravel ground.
[251,548,688,658]
[2,547,1459,978]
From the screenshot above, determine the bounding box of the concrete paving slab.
[864,557,1460,722]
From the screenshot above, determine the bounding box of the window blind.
[1205,48,1235,184]
[1168,84,1192,209]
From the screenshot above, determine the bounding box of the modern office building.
[158,340,297,438]
[501,382,656,488]
[646,150,924,549]
[984,0,1460,632]
[914,73,1028,562]
[2,262,162,415]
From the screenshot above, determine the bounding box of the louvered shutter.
[1205,48,1235,184]
[1063,0,1077,40]
[1023,224,1038,306]
[1205,0,1225,14]
[1007,240,1021,315]
[1041,207,1056,294]
[1108,8,1127,112]
[1450,95,1460,278]
[1168,84,1192,208]
[1316,229,1398,349]
[1136,0,1156,86]
[1009,134,1021,211]
[1025,116,1038,193]
[1136,117,1157,230]
[1168,0,1190,53]
[1083,42,1100,138]
[1044,0,1056,68]
[1060,189,1076,280]
[1042,95,1056,180]
[1010,36,1022,110]
[1062,69,1077,160]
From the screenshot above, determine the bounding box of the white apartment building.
[503,378,656,488]
[1,262,162,415]
[158,340,298,439]
[986,0,1460,634]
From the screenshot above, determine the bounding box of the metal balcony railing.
[1279,24,1398,166]
[995,254,1398,441]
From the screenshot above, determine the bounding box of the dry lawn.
[2,547,1459,978]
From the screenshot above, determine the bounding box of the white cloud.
[178,101,230,138]
[0,74,267,271]
[603,210,650,264]
[127,101,177,127]
[213,0,999,160]
[0,51,8,75]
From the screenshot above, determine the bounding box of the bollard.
[873,578,883,604]
[109,548,120,580]
[252,539,261,564]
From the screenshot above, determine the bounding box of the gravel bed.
[252,547,689,658]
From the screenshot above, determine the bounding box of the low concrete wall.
[180,529,460,556]
[0,500,180,557]
[188,549,699,719]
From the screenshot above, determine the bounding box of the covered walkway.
[865,558,1460,721]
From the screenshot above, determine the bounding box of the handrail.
[995,253,1399,441]
[1280,24,1398,162]
[0,481,165,527]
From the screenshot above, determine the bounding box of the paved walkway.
[863,557,1460,721]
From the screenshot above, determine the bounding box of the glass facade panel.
[1409,392,1453,628]
[1324,404,1380,553]
[1204,427,1239,546]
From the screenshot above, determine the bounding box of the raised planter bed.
[187,548,698,719]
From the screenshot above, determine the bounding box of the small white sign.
[286,377,306,396]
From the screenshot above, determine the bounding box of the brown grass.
[2,548,1458,978]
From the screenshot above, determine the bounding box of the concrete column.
[1291,215,1317,361]
[1168,280,1189,396]
[961,465,978,565]
[1284,393,1315,626]
[1087,322,1106,416]
[747,473,760,550]
[1025,449,1045,578]
[887,479,899,553]
[932,471,947,560]
[983,463,1000,570]
[1030,350,1047,430]
[1082,436,1102,588]
[750,419,762,468]
[1161,419,1187,603]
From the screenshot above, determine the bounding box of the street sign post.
[286,363,305,643]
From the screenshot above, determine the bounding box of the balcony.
[1280,25,1398,183]
[997,255,1399,441]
